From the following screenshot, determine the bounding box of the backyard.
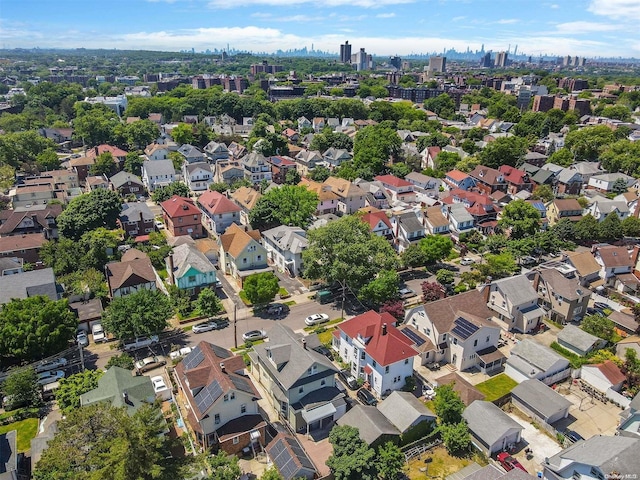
[406,445,487,479]
[475,373,518,402]
[0,413,39,452]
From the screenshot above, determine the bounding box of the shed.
[336,405,399,446]
[504,339,570,385]
[511,379,572,425]
[462,400,523,455]
[580,360,626,393]
[557,325,605,357]
[377,391,436,434]
[265,432,316,480]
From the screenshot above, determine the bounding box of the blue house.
[167,243,217,297]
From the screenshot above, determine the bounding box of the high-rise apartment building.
[428,56,447,73]
[340,41,352,64]
[495,52,508,68]
[481,52,492,68]
[389,56,402,70]
[351,48,373,71]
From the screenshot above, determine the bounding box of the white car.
[37,370,65,386]
[154,220,165,230]
[35,357,68,374]
[304,313,330,326]
[151,376,168,393]
[76,330,89,348]
[122,335,159,352]
[242,330,267,342]
[169,346,193,360]
[460,257,475,266]
[91,323,106,343]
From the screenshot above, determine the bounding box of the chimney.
[382,323,387,336]
[302,339,307,349]
[220,362,225,373]
[168,254,175,285]
[482,276,493,304]
[139,210,144,222]
[532,272,541,292]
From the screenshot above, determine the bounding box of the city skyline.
[1,0,639,58]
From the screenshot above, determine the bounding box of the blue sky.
[1,0,639,57]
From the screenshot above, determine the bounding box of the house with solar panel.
[174,341,266,454]
[265,432,316,480]
[402,289,504,373]
[333,311,419,398]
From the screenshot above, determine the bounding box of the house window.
[372,361,377,368]
[257,255,262,261]
[224,394,229,402]
[360,351,365,360]
[404,358,409,365]
[242,258,247,264]
[188,275,196,283]
[179,218,183,223]
[572,472,581,480]
[298,386,304,394]
[233,437,239,445]
[230,392,235,400]
[321,379,325,386]
[240,404,246,414]
[214,414,220,424]
[453,338,458,345]
[474,339,478,347]
[573,306,583,315]
[385,366,390,374]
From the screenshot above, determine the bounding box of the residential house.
[26,169,79,191]
[177,144,205,164]
[504,339,571,385]
[261,225,308,277]
[167,243,217,297]
[38,126,74,145]
[268,156,297,184]
[298,179,339,216]
[218,223,269,284]
[523,151,548,167]
[547,199,583,226]
[326,118,340,130]
[562,251,601,287]
[86,145,128,165]
[0,430,20,479]
[542,435,640,480]
[354,179,392,210]
[69,156,95,182]
[175,342,265,453]
[423,206,450,235]
[610,311,639,337]
[80,367,155,415]
[241,152,272,184]
[105,249,157,298]
[144,144,170,161]
[282,128,299,143]
[323,177,366,215]
[333,311,418,398]
[230,187,261,226]
[499,165,533,194]
[511,379,572,425]
[265,433,316,480]
[529,267,591,324]
[227,142,246,160]
[554,168,583,196]
[312,117,325,133]
[161,195,204,239]
[585,196,630,221]
[618,393,640,438]
[614,190,640,216]
[0,204,62,239]
[402,289,503,372]
[485,274,545,333]
[462,401,524,455]
[420,146,441,170]
[294,150,322,177]
[141,160,176,192]
[442,203,475,240]
[468,165,507,195]
[459,465,536,479]
[374,174,417,204]
[117,202,155,239]
[443,169,475,191]
[203,141,230,162]
[109,171,145,196]
[297,116,311,131]
[182,162,213,192]
[70,298,104,333]
[250,324,346,432]
[557,325,606,357]
[10,184,56,208]
[85,175,109,192]
[337,405,400,447]
[390,211,425,252]
[527,199,548,229]
[198,190,242,236]
[588,172,636,193]
[361,210,393,239]
[580,360,625,393]
[0,233,47,264]
[215,160,245,185]
[0,267,58,305]
[0,257,23,276]
[443,189,498,226]
[405,172,441,193]
[323,148,352,168]
[593,245,634,285]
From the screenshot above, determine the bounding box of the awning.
[301,402,336,424]
[522,307,545,320]
[364,365,372,375]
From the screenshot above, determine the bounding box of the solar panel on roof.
[230,375,252,394]
[183,345,204,370]
[451,317,479,340]
[401,328,426,346]
[209,343,231,359]
[195,380,223,414]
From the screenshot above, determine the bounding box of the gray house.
[556,325,606,357]
[80,367,155,415]
[0,268,58,305]
[142,159,176,192]
[462,400,524,455]
[511,379,572,425]
[177,144,205,164]
[505,339,571,385]
[336,405,400,446]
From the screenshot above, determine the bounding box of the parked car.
[313,345,333,359]
[169,346,193,360]
[521,256,536,266]
[305,313,330,326]
[151,376,168,393]
[91,323,106,343]
[242,330,267,342]
[267,304,286,316]
[399,288,415,299]
[593,302,610,311]
[338,369,358,390]
[122,335,159,352]
[154,220,164,230]
[497,452,528,472]
[192,320,220,334]
[357,388,378,406]
[215,279,223,289]
[564,429,584,443]
[37,370,65,386]
[460,257,475,266]
[76,330,89,348]
[422,383,436,399]
[135,355,167,374]
[35,357,68,374]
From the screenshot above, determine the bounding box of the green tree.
[59,268,108,299]
[581,314,615,341]
[125,119,159,150]
[36,148,61,172]
[352,125,402,176]
[1,367,42,409]
[243,272,279,307]
[0,130,57,170]
[57,189,122,240]
[401,244,429,269]
[106,353,135,370]
[440,421,471,455]
[432,384,464,425]
[326,425,378,480]
[600,140,640,177]
[102,289,172,340]
[208,451,242,480]
[574,214,600,243]
[622,216,640,237]
[548,148,574,167]
[0,165,16,192]
[435,269,455,286]
[599,212,624,241]
[302,215,398,294]
[475,252,519,279]
[531,184,554,202]
[124,151,144,176]
[248,185,318,230]
[90,151,116,176]
[208,182,229,193]
[565,125,615,162]
[195,287,224,317]
[434,151,460,173]
[611,177,630,195]
[478,136,528,169]
[259,467,283,480]
[284,168,301,185]
[170,123,195,145]
[419,235,454,264]
[73,103,119,147]
[376,442,405,480]
[55,369,104,414]
[389,162,411,179]
[498,199,541,239]
[0,296,77,364]
[308,165,331,182]
[151,182,190,203]
[357,269,399,307]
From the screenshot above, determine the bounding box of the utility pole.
[233,303,238,349]
[340,280,346,320]
[79,343,85,371]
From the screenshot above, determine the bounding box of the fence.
[606,388,631,409]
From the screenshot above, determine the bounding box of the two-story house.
[10,184,56,208]
[198,190,242,236]
[261,225,308,277]
[353,180,392,210]
[546,199,584,226]
[250,324,345,432]
[442,189,498,225]
[177,144,205,164]
[117,202,155,239]
[323,148,352,168]
[468,166,507,195]
[242,152,272,184]
[182,162,214,192]
[528,267,591,324]
[294,150,323,177]
[297,117,311,131]
[588,172,636,193]
[423,206,450,235]
[105,249,157,298]
[442,203,475,240]
[323,177,366,215]
[374,174,417,204]
[390,211,426,252]
[142,160,176,192]
[175,341,266,453]
[484,274,545,333]
[109,171,145,197]
[361,210,393,239]
[230,187,261,226]
[86,145,128,166]
[218,223,269,285]
[554,167,583,195]
[161,195,204,239]
[144,143,171,161]
[203,141,230,162]
[268,156,297,185]
[0,233,48,265]
[499,165,533,194]
[166,243,217,297]
[405,172,442,194]
[593,245,635,285]
[585,196,630,221]
[334,311,418,399]
[215,160,245,186]
[0,204,62,239]
[402,289,503,373]
[443,169,476,191]
[298,179,339,216]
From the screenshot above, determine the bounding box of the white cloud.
[207,0,414,7]
[550,3,559,8]
[495,18,519,24]
[452,16,466,22]
[376,12,396,18]
[588,0,640,21]
[554,20,618,34]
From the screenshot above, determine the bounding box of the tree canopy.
[498,199,541,239]
[56,369,104,413]
[478,136,528,169]
[248,185,318,230]
[243,272,280,307]
[326,425,378,480]
[101,289,172,339]
[419,235,454,264]
[1,367,42,409]
[151,182,190,203]
[57,188,122,240]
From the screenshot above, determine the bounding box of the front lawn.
[475,373,518,402]
[0,417,39,452]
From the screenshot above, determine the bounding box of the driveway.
[507,411,562,475]
[553,384,622,438]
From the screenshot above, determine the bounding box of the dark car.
[593,302,610,311]
[313,345,333,360]
[357,388,378,406]
[564,429,584,443]
[338,369,358,390]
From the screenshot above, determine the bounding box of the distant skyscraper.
[351,48,372,71]
[495,51,508,68]
[340,41,352,63]
[428,56,446,73]
[481,52,492,68]
[389,55,402,70]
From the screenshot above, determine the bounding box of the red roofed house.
[161,195,205,239]
[86,144,129,164]
[361,209,393,239]
[197,190,241,235]
[374,174,417,203]
[442,189,498,224]
[267,155,297,185]
[580,360,626,393]
[174,341,266,453]
[333,311,418,398]
[499,165,534,194]
[468,165,507,195]
[421,146,441,170]
[444,169,476,191]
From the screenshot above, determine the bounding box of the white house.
[484,274,545,333]
[142,160,176,192]
[182,162,213,192]
[441,203,475,240]
[261,225,308,277]
[241,152,272,184]
[463,401,524,455]
[390,211,425,252]
[580,360,625,394]
[505,339,571,385]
